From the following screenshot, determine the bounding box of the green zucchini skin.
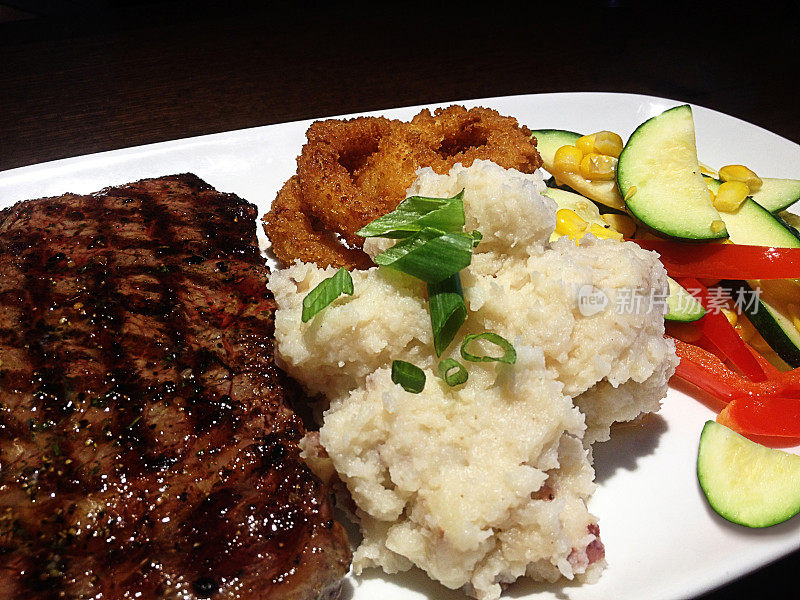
[707,175,800,368]
[665,277,706,322]
[722,280,800,368]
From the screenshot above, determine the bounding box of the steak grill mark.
[0,174,350,600]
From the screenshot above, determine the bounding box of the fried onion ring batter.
[263,176,373,270]
[295,116,400,248]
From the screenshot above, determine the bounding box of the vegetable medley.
[533,106,800,527]
[533,107,800,442]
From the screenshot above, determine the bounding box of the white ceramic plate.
[1,92,799,600]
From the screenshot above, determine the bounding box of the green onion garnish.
[391,360,426,393]
[437,358,468,387]
[373,227,473,283]
[470,230,483,248]
[357,191,465,239]
[301,267,354,323]
[460,332,517,364]
[428,274,467,356]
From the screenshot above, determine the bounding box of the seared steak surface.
[0,175,350,599]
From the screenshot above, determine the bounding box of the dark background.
[1,0,799,598]
[1,0,799,171]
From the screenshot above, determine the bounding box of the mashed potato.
[268,160,678,600]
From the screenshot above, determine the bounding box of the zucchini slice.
[751,178,800,213]
[618,105,727,240]
[704,176,800,248]
[530,129,581,168]
[706,176,800,367]
[697,420,800,528]
[665,277,706,322]
[550,171,626,212]
[724,280,800,368]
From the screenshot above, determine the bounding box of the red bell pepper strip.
[749,345,782,379]
[779,366,800,385]
[717,395,800,438]
[672,339,800,438]
[677,278,767,381]
[674,356,741,401]
[672,338,800,399]
[631,239,800,279]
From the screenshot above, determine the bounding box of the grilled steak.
[0,175,351,599]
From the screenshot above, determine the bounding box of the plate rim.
[1,91,798,185]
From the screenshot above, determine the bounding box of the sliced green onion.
[391,360,426,393]
[301,267,354,323]
[471,230,483,248]
[428,274,467,356]
[460,332,517,364]
[373,227,473,283]
[437,358,468,387]
[357,191,465,239]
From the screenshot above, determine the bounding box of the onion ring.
[263,175,373,270]
[300,106,541,245]
[296,116,400,248]
[264,105,542,269]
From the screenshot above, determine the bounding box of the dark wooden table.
[1,2,798,599]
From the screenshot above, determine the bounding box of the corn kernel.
[707,187,716,204]
[719,164,763,193]
[553,145,583,174]
[712,180,749,213]
[576,134,596,155]
[602,213,637,238]
[593,131,624,158]
[586,223,624,240]
[579,153,617,181]
[555,209,588,239]
[624,185,637,201]
[720,307,738,327]
[710,219,726,233]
